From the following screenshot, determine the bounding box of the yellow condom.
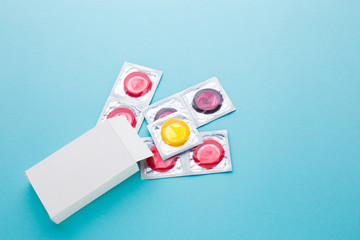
[161,118,190,147]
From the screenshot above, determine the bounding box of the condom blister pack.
[140,130,232,180]
[96,62,235,180]
[144,77,235,127]
[180,77,235,127]
[97,62,162,132]
[186,130,232,175]
[147,112,203,160]
[98,97,143,128]
[140,138,186,179]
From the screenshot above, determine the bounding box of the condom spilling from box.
[25,62,235,224]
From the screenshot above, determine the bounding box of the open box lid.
[25,116,152,224]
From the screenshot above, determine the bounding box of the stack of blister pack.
[98,62,236,180]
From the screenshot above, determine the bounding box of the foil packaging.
[144,77,235,127]
[147,112,203,160]
[97,62,162,132]
[140,130,232,180]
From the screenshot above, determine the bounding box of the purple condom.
[154,108,177,121]
[192,88,223,114]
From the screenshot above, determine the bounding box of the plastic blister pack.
[97,62,162,131]
[140,130,232,180]
[185,130,232,175]
[143,93,192,123]
[144,77,235,127]
[147,112,203,160]
[180,77,235,127]
[97,97,142,128]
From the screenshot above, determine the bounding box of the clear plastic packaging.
[144,77,235,127]
[147,112,203,160]
[180,77,235,127]
[97,62,162,132]
[140,130,232,180]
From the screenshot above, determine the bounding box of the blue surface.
[1,0,359,239]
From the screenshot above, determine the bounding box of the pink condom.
[124,71,152,98]
[193,139,225,169]
[106,107,137,128]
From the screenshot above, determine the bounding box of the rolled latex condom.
[146,146,178,172]
[107,107,137,128]
[154,108,177,121]
[124,71,152,98]
[161,118,190,147]
[192,88,223,114]
[193,139,225,169]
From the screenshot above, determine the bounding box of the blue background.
[1,0,359,239]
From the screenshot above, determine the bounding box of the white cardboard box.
[25,116,152,224]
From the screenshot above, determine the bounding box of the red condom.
[146,146,178,172]
[124,71,152,98]
[106,107,137,128]
[193,139,225,169]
